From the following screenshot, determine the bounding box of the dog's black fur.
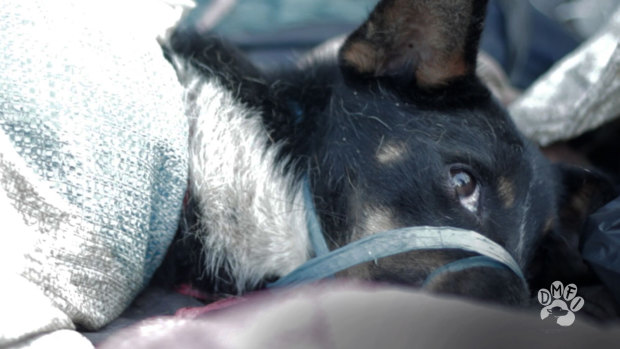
[157,0,616,309]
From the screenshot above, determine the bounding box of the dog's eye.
[449,168,480,213]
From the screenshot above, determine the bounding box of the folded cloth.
[0,0,188,346]
[509,5,620,146]
[583,195,620,304]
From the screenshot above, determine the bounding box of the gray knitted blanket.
[0,0,188,347]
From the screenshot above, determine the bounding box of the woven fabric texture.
[0,0,187,339]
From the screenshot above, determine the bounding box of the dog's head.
[297,0,614,304]
[163,0,615,305]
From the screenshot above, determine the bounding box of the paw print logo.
[538,281,584,327]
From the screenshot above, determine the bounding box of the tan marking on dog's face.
[349,205,400,243]
[364,206,398,233]
[376,140,408,164]
[498,176,516,209]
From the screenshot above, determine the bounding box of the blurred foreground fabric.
[99,281,620,349]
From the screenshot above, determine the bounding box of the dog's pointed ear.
[529,164,616,287]
[339,0,488,87]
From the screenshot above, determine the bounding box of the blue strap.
[422,255,511,287]
[303,176,330,257]
[268,226,525,288]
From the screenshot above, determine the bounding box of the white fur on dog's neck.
[185,74,311,293]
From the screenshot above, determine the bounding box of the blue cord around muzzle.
[268,226,526,289]
[268,179,527,289]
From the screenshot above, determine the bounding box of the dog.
[157,0,615,307]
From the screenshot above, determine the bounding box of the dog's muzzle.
[268,178,526,289]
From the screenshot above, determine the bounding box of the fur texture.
[158,0,616,307]
[181,68,312,292]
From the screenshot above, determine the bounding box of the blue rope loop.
[268,226,526,289]
[288,172,525,292]
[421,255,511,288]
[303,176,329,257]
